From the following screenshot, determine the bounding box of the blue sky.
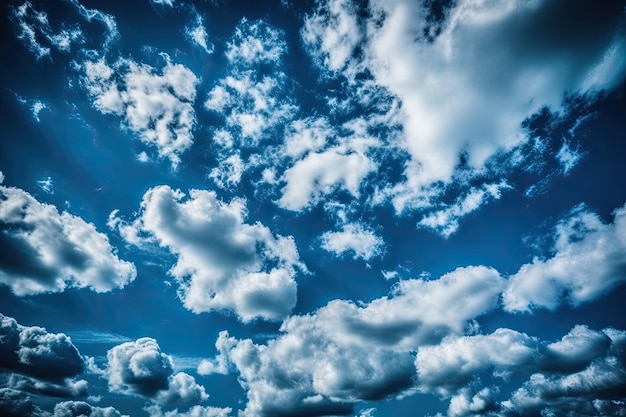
[1,0,626,416]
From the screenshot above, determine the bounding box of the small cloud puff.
[320,223,384,261]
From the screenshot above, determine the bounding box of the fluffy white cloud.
[81,56,199,168]
[303,0,626,222]
[144,404,233,417]
[108,185,305,322]
[502,328,626,416]
[301,0,363,77]
[201,266,504,416]
[416,328,538,396]
[447,387,498,417]
[320,223,384,260]
[225,19,286,65]
[503,203,626,312]
[279,145,377,211]
[106,338,208,409]
[0,184,136,296]
[209,153,245,190]
[53,401,128,417]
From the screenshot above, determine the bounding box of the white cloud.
[81,55,199,168]
[106,338,208,409]
[447,387,498,417]
[417,182,511,237]
[68,0,118,48]
[301,0,364,77]
[185,13,213,54]
[0,184,136,296]
[303,0,626,220]
[150,0,175,6]
[320,223,384,261]
[10,1,84,59]
[36,176,54,194]
[503,203,626,312]
[502,329,626,416]
[209,153,245,190]
[205,71,296,145]
[415,328,538,396]
[279,146,376,211]
[144,404,233,417]
[201,265,504,415]
[109,185,306,322]
[53,400,128,417]
[0,171,4,184]
[226,19,286,65]
[557,141,582,174]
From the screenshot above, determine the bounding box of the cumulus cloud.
[144,404,233,417]
[0,183,136,296]
[503,203,626,312]
[81,55,199,168]
[501,328,626,416]
[320,222,384,260]
[301,0,364,77]
[108,185,306,322]
[0,388,49,417]
[106,338,208,409]
[0,313,88,400]
[200,266,504,416]
[225,18,286,65]
[303,0,626,223]
[54,400,128,417]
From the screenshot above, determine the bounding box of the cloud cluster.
[106,338,208,410]
[0,183,136,296]
[81,56,199,168]
[503,203,626,312]
[53,401,128,417]
[108,185,306,322]
[0,313,87,399]
[10,1,83,59]
[302,0,626,232]
[200,266,504,415]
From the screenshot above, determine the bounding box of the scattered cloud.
[108,185,306,322]
[503,203,626,312]
[303,0,626,220]
[185,13,213,54]
[320,222,384,261]
[417,182,511,237]
[81,55,199,168]
[10,1,84,59]
[150,0,176,7]
[0,183,136,296]
[200,265,504,415]
[557,141,583,174]
[36,176,54,194]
